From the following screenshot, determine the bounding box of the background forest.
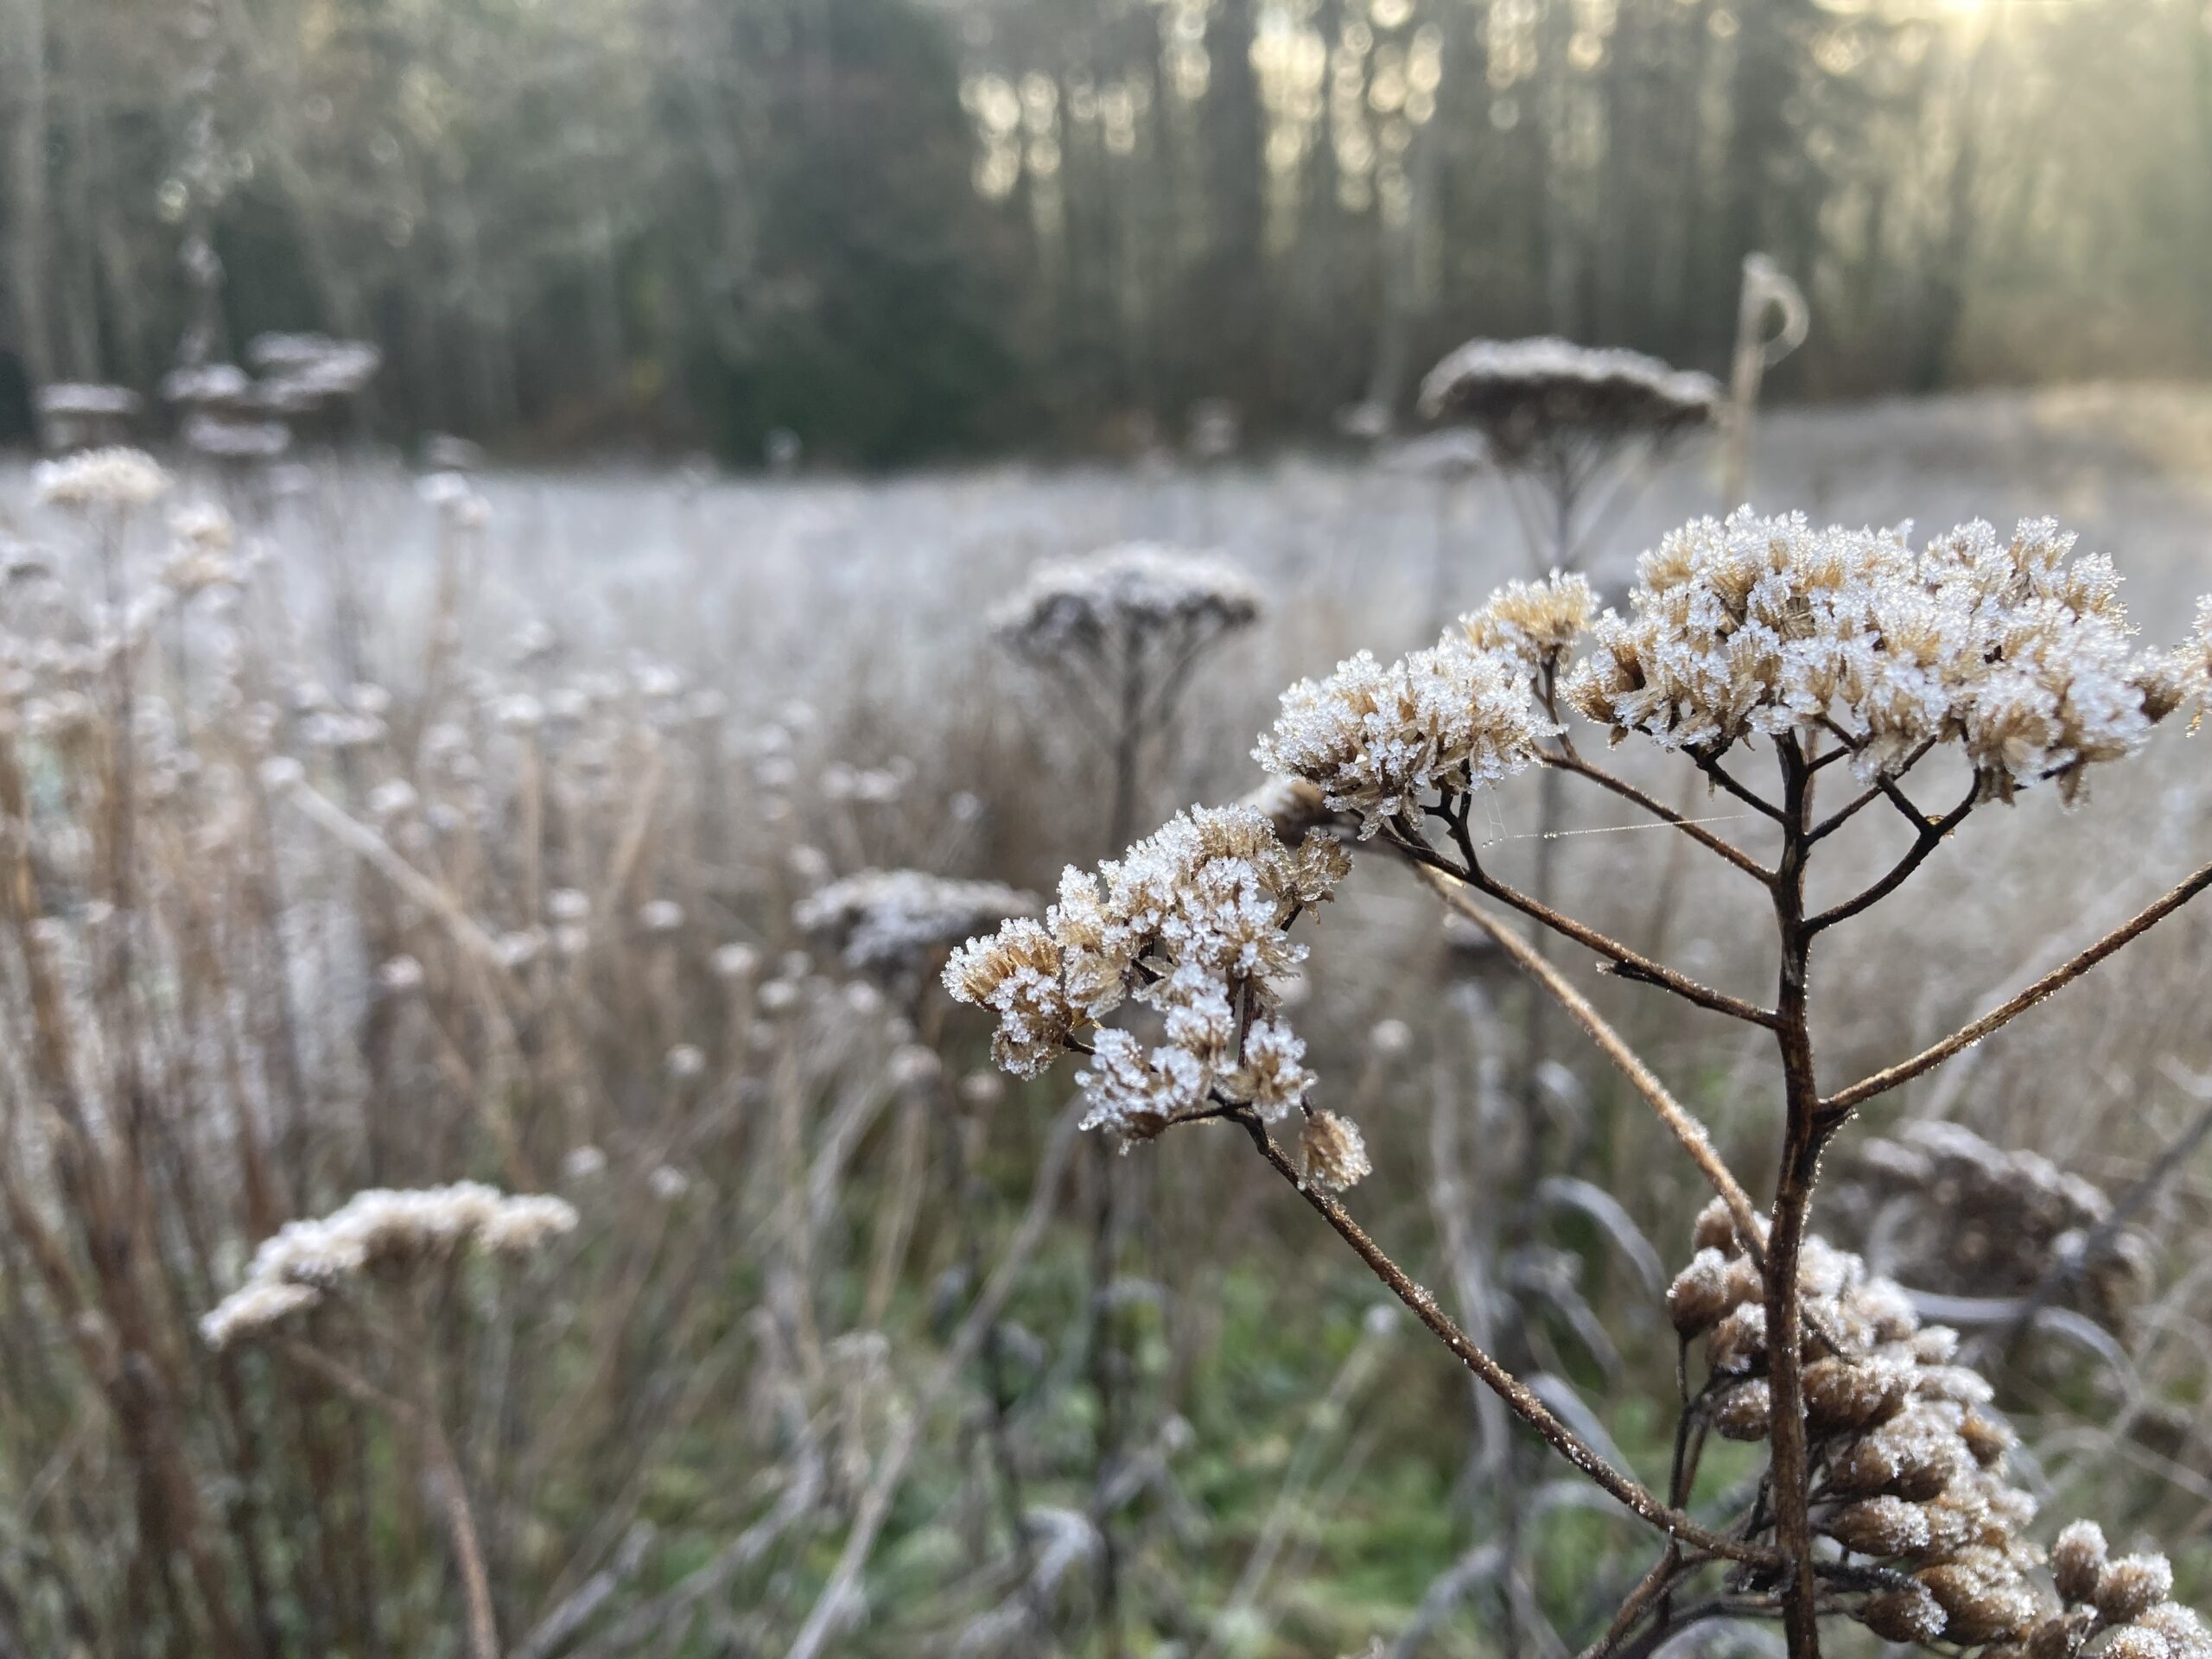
[5,0,2211,464]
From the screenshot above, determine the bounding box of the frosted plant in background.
[1417,335,1720,569]
[795,868,1038,982]
[33,446,173,514]
[200,1181,578,1349]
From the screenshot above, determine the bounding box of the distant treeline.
[2,0,2208,465]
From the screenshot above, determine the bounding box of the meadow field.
[3,385,2210,1659]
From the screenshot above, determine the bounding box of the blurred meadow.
[5,0,2212,1656]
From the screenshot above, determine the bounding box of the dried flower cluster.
[1565,512,2206,801]
[990,543,1262,661]
[32,446,173,512]
[793,868,1039,978]
[200,1183,578,1349]
[1253,629,1548,837]
[1846,1122,2155,1330]
[943,804,1353,1151]
[1416,336,1720,461]
[1668,1203,2207,1655]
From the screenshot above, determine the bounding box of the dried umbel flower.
[34,447,173,512]
[945,804,1351,1143]
[990,543,1262,662]
[794,869,1038,978]
[1299,1109,1371,1192]
[1864,1584,1951,1644]
[200,1183,578,1348]
[1254,632,1547,837]
[1562,511,2203,804]
[1416,336,1720,462]
[1841,1120,2152,1330]
[1461,571,1599,673]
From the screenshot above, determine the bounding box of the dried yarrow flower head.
[1460,569,1599,675]
[1254,628,1548,837]
[1416,337,1719,464]
[1563,510,2206,803]
[34,383,139,452]
[793,869,1038,980]
[989,543,1262,664]
[945,804,1352,1146]
[33,446,172,513]
[200,1182,578,1349]
[1665,1203,2210,1654]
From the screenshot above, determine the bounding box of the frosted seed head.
[1705,1300,1768,1374]
[2138,1605,2212,1659]
[795,868,1038,978]
[1823,1494,1931,1558]
[1710,1378,1771,1442]
[1862,1585,1950,1645]
[1299,1109,1371,1192]
[1668,1247,1735,1337]
[2094,1557,2176,1626]
[2107,1628,2175,1659]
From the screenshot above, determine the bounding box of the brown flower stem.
[1541,748,1776,884]
[1694,754,1786,823]
[1764,737,1825,1659]
[1804,780,1974,935]
[1409,865,1767,1255]
[1579,1548,1700,1659]
[1230,1109,1777,1569]
[1821,854,2212,1116]
[1392,816,1777,1028]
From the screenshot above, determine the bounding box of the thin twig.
[1230,1109,1775,1569]
[1410,865,1767,1256]
[1542,749,1774,884]
[1822,855,2212,1117]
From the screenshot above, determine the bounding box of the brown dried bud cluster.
[1667,1202,2209,1656]
[1843,1121,2155,1332]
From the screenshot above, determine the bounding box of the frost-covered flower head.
[1417,337,1719,464]
[944,805,1356,1153]
[1667,1205,2212,1656]
[200,1182,578,1348]
[991,543,1262,664]
[794,868,1038,978]
[1461,570,1599,676]
[1562,511,2204,803]
[1254,629,1548,838]
[34,447,173,513]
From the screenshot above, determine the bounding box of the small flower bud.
[1960,1408,2018,1467]
[2106,1628,2173,1659]
[2138,1605,2212,1659]
[1862,1586,1948,1644]
[1711,1379,1770,1441]
[1804,1355,1910,1433]
[1822,1495,1930,1557]
[2051,1522,2108,1605]
[1916,1560,2042,1646]
[2094,1556,2175,1627]
[1706,1300,1767,1374]
[1668,1249,1733,1337]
